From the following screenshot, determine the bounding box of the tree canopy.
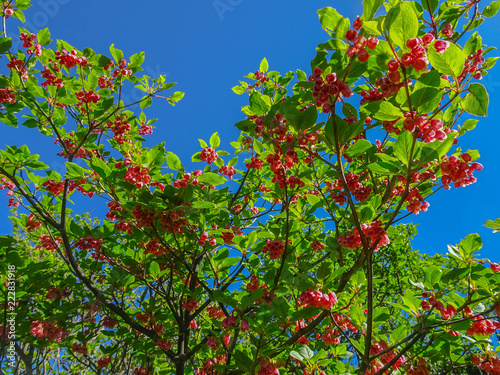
[1,0,500,374]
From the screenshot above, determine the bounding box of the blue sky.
[1,0,499,261]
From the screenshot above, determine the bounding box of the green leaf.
[129,51,145,67]
[259,57,269,73]
[363,0,384,21]
[361,101,401,121]
[37,28,51,46]
[65,162,87,179]
[428,42,465,80]
[249,92,271,116]
[418,133,455,165]
[109,44,124,63]
[290,350,304,361]
[270,296,289,320]
[228,157,238,167]
[345,139,373,158]
[232,85,246,95]
[296,106,318,130]
[483,0,500,17]
[149,261,160,278]
[14,0,31,10]
[306,194,321,207]
[197,173,226,186]
[393,131,414,164]
[0,112,18,127]
[234,120,253,132]
[461,119,478,132]
[253,139,264,154]
[410,70,443,114]
[423,266,442,289]
[90,157,111,179]
[422,0,439,13]
[337,117,364,144]
[367,161,400,175]
[462,83,488,116]
[168,91,185,105]
[166,152,183,171]
[360,204,375,222]
[317,7,350,38]
[350,304,365,329]
[161,82,177,91]
[385,2,419,49]
[298,345,315,360]
[0,37,12,53]
[317,261,334,281]
[459,233,482,261]
[484,218,500,233]
[12,9,25,23]
[140,96,152,110]
[233,350,252,370]
[362,20,382,35]
[463,32,482,57]
[191,201,216,209]
[210,132,221,149]
[391,325,408,344]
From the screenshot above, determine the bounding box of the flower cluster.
[42,180,65,195]
[20,32,42,56]
[253,70,269,87]
[174,171,201,188]
[467,316,500,336]
[55,49,88,69]
[107,116,132,144]
[182,298,199,312]
[246,156,264,170]
[406,358,430,375]
[159,209,188,234]
[132,206,155,228]
[440,154,483,189]
[420,293,457,319]
[45,286,72,300]
[41,67,64,88]
[219,165,236,179]
[112,59,133,77]
[459,48,485,82]
[401,36,434,72]
[72,342,88,355]
[327,173,372,204]
[345,17,379,63]
[310,241,325,252]
[76,90,101,105]
[368,340,406,373]
[310,67,351,113]
[338,220,390,251]
[144,238,168,256]
[97,356,111,370]
[402,113,446,143]
[30,320,69,343]
[0,88,16,104]
[7,57,28,80]
[258,360,280,375]
[198,231,217,247]
[200,147,218,164]
[262,239,286,260]
[124,165,151,189]
[406,188,430,215]
[36,235,62,251]
[26,213,42,231]
[298,288,338,310]
[472,354,500,375]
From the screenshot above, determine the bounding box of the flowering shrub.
[1,0,500,374]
